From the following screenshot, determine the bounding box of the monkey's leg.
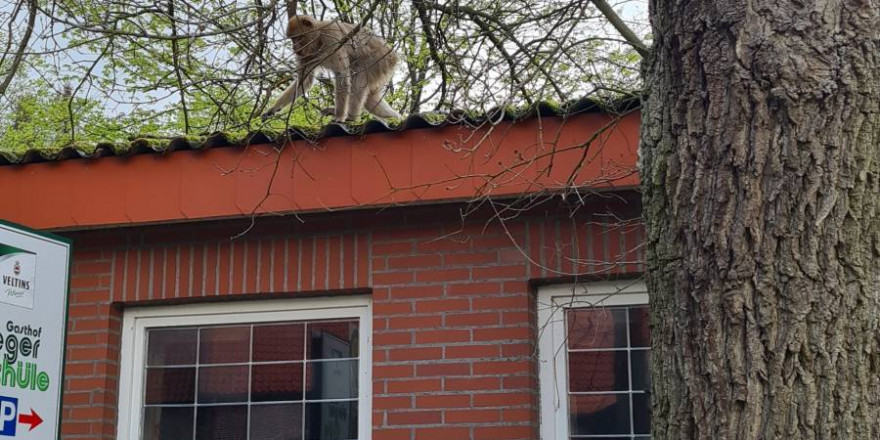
[333,73,352,122]
[346,73,370,121]
[365,90,402,120]
[262,70,314,120]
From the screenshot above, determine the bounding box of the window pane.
[629,306,650,348]
[569,394,631,435]
[250,403,304,440]
[253,323,305,362]
[199,326,250,364]
[308,321,358,359]
[198,366,249,403]
[567,308,627,350]
[252,363,304,402]
[145,367,195,404]
[148,329,197,366]
[631,350,651,391]
[632,393,651,434]
[306,360,358,400]
[305,401,357,440]
[568,351,628,392]
[195,405,247,440]
[143,406,193,440]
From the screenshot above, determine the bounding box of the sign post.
[0,221,71,439]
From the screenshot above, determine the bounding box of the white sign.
[0,221,71,439]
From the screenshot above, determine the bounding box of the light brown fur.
[262,15,402,122]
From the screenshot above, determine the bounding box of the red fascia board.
[1,112,640,230]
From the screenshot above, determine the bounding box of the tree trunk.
[640,1,880,439]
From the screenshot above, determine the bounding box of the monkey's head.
[287,15,319,55]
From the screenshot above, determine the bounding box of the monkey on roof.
[262,2,402,123]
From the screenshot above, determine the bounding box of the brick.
[502,281,528,294]
[387,379,442,393]
[375,364,415,379]
[63,392,92,406]
[389,315,443,330]
[372,256,387,271]
[374,331,414,346]
[414,394,471,409]
[373,241,415,255]
[67,348,110,362]
[387,410,442,425]
[471,235,517,248]
[74,319,110,332]
[416,362,471,377]
[71,275,110,290]
[374,349,388,363]
[498,249,527,263]
[72,290,111,303]
[447,282,502,296]
[388,255,441,269]
[501,343,532,357]
[60,422,90,435]
[445,344,500,359]
[375,396,413,410]
[502,375,534,390]
[389,347,443,361]
[444,252,496,266]
[473,360,530,375]
[472,265,526,279]
[373,429,411,440]
[502,408,534,422]
[415,427,471,440]
[415,298,470,313]
[445,377,501,391]
[391,286,444,299]
[474,425,533,439]
[374,302,414,315]
[75,261,112,275]
[415,330,471,344]
[445,312,499,327]
[64,362,96,376]
[445,409,501,423]
[373,272,415,285]
[502,311,530,325]
[473,392,531,407]
[416,239,472,253]
[416,269,470,282]
[67,304,100,319]
[472,295,529,311]
[473,327,530,341]
[69,406,106,420]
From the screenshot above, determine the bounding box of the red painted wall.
[59,196,643,440]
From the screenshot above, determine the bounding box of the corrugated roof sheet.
[0,96,639,166]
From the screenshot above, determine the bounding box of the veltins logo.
[0,244,36,310]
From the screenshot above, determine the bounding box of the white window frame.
[537,280,649,440]
[116,295,373,440]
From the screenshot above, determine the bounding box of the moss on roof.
[0,96,640,166]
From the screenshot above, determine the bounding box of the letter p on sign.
[0,396,16,436]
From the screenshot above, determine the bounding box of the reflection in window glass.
[566,306,651,439]
[305,401,358,440]
[143,319,359,440]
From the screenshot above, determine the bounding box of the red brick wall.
[60,195,643,440]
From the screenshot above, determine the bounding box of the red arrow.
[18,408,42,431]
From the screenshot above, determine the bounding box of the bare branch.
[589,0,649,56]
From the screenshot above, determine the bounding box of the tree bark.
[640,1,880,439]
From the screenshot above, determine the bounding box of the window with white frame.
[117,296,372,440]
[538,281,650,440]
